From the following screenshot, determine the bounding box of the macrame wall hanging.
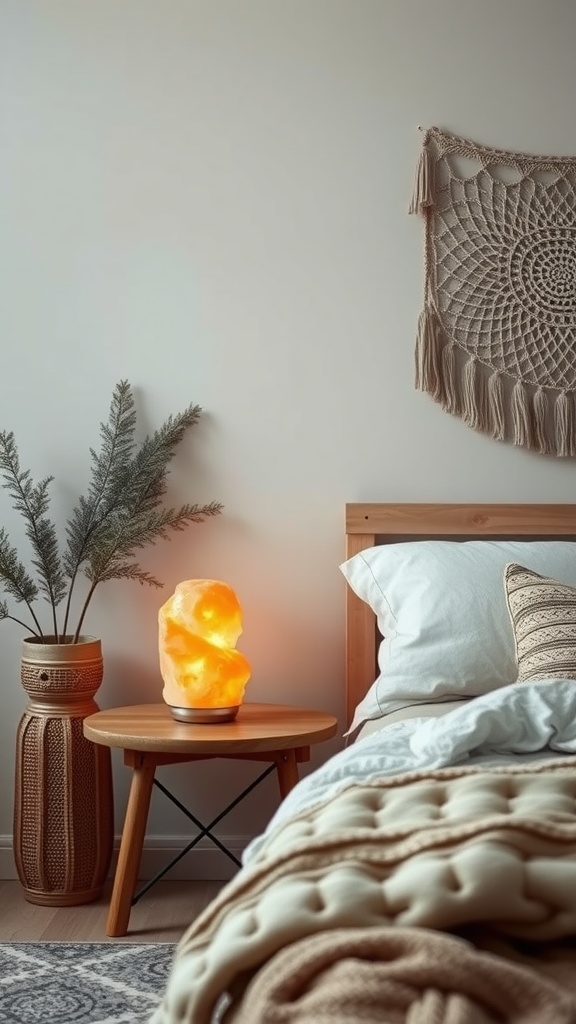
[410,126,576,457]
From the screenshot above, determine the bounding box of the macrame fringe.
[555,389,576,457]
[416,329,576,456]
[441,343,457,414]
[533,387,550,455]
[419,341,505,442]
[511,380,532,450]
[462,356,486,431]
[487,371,505,441]
[414,306,443,400]
[408,143,434,215]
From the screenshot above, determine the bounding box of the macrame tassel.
[441,342,457,413]
[408,143,434,215]
[487,370,505,441]
[414,306,442,398]
[554,389,576,457]
[462,356,486,432]
[511,380,532,449]
[533,387,550,455]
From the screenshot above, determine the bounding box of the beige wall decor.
[411,126,576,457]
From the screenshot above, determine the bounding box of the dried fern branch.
[0,381,223,642]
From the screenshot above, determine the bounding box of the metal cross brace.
[132,761,276,903]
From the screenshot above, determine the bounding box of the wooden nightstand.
[83,701,338,936]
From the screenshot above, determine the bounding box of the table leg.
[275,749,299,798]
[106,753,155,937]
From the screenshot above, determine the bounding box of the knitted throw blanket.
[223,927,576,1024]
[410,126,576,456]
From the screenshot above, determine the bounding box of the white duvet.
[244,677,576,864]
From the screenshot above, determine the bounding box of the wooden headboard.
[344,502,576,727]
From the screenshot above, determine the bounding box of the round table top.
[83,702,339,754]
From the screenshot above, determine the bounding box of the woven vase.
[13,636,114,906]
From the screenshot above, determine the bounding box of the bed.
[151,502,576,1024]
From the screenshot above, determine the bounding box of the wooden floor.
[0,879,226,943]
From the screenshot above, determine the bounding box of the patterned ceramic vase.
[13,636,114,906]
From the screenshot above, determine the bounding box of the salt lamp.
[158,579,251,722]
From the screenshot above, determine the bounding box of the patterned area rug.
[0,942,175,1024]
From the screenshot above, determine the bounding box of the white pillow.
[340,540,576,734]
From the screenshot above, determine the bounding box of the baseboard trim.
[0,834,251,881]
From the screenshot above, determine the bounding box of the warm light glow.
[158,579,251,712]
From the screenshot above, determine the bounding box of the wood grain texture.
[84,702,337,755]
[346,502,576,536]
[0,879,224,943]
[106,756,156,937]
[344,502,576,725]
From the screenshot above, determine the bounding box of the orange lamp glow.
[158,579,251,723]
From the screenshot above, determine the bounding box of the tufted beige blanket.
[151,757,576,1024]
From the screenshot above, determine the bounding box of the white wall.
[2,0,576,881]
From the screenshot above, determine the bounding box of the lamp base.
[167,705,240,724]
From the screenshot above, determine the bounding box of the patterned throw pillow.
[504,562,576,681]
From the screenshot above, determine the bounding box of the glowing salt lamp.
[158,579,251,723]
